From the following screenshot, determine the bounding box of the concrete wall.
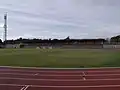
[5,44,120,49]
[103,45,120,49]
[4,44,103,49]
[61,44,103,49]
[5,44,19,48]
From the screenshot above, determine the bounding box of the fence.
[103,45,120,49]
[61,44,103,49]
[3,44,120,49]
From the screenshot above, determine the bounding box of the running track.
[1,67,120,90]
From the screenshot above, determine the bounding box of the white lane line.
[1,83,120,88]
[0,73,36,76]
[0,70,86,73]
[0,72,120,77]
[24,85,29,90]
[34,73,39,75]
[0,70,87,73]
[21,85,29,90]
[82,72,86,80]
[31,85,120,88]
[1,77,120,81]
[0,83,25,87]
[82,72,86,76]
[20,86,25,90]
[83,77,86,80]
[1,69,120,73]
[2,70,120,73]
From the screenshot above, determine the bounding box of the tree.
[65,36,70,40]
[19,43,24,48]
[111,35,120,42]
[0,39,2,44]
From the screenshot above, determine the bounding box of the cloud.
[0,0,120,40]
[0,23,4,28]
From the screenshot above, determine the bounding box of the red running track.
[1,67,120,90]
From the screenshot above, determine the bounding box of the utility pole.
[4,13,7,46]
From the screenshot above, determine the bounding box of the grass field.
[0,48,120,68]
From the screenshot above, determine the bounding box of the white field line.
[1,72,120,77]
[20,85,30,90]
[1,77,120,81]
[1,69,120,73]
[1,83,120,88]
[0,66,120,70]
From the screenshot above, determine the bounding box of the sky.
[0,0,120,40]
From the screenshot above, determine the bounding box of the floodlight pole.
[4,12,7,46]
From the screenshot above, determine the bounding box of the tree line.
[111,35,120,42]
[0,35,119,45]
[0,37,105,45]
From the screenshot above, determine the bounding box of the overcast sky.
[0,0,120,40]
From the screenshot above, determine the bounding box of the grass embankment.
[0,49,120,68]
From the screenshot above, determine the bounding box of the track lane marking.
[82,72,86,76]
[0,73,36,76]
[34,73,39,75]
[31,85,120,88]
[0,83,25,87]
[20,86,26,90]
[82,72,86,80]
[20,85,30,90]
[1,83,120,88]
[0,77,120,81]
[1,69,120,73]
[1,72,120,77]
[24,85,29,90]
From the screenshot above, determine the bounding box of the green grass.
[0,48,120,68]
